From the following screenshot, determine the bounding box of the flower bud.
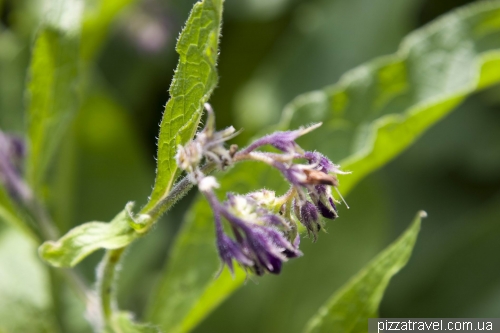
[299,200,321,241]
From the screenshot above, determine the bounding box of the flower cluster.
[176,104,349,276]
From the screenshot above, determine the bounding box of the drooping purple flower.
[309,185,338,220]
[202,188,301,276]
[223,208,301,275]
[209,193,253,275]
[242,225,287,275]
[216,233,253,274]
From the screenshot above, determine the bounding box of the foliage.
[1,0,500,332]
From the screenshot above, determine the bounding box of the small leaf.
[141,0,223,216]
[38,205,137,267]
[303,211,425,333]
[104,312,163,333]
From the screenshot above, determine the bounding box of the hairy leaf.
[304,211,425,333]
[26,0,82,196]
[279,2,500,194]
[38,206,137,267]
[147,3,500,332]
[141,0,223,216]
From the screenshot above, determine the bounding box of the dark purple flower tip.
[304,151,335,173]
[237,222,303,275]
[316,198,338,220]
[217,233,253,274]
[300,201,319,226]
[283,232,302,258]
[243,229,285,274]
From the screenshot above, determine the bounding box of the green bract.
[39,205,136,267]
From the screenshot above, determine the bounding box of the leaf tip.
[418,210,428,219]
[38,240,65,267]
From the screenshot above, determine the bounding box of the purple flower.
[304,151,345,176]
[241,123,322,154]
[309,185,338,220]
[294,199,322,241]
[203,189,302,276]
[178,109,350,277]
[216,233,253,274]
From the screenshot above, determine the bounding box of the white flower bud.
[198,176,220,192]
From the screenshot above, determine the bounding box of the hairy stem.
[140,162,217,221]
[97,248,125,326]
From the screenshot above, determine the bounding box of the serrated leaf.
[279,2,500,194]
[104,312,163,333]
[303,211,425,333]
[147,3,500,332]
[38,207,137,267]
[26,4,82,196]
[141,0,223,216]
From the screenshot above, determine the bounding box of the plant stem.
[140,162,217,222]
[97,248,125,325]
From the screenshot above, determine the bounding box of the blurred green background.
[1,0,500,332]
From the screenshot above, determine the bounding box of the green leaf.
[303,211,425,333]
[141,0,223,216]
[105,312,163,333]
[278,1,500,194]
[0,226,58,332]
[26,0,82,196]
[38,205,137,267]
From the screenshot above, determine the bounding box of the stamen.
[334,187,349,209]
